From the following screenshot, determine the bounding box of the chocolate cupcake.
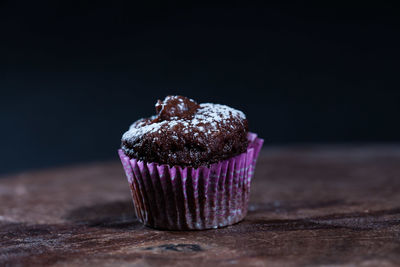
[119,96,263,230]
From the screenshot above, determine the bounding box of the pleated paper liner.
[118,132,263,230]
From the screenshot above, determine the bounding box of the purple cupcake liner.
[118,132,264,230]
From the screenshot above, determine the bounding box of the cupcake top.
[121,95,249,168]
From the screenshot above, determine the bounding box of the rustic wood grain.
[1,146,400,266]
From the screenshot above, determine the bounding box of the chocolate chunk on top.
[154,95,199,121]
[121,95,249,168]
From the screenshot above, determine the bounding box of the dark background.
[1,2,399,175]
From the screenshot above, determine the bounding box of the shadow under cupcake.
[119,95,263,230]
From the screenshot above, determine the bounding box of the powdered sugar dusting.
[122,102,246,142]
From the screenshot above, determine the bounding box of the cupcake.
[118,95,263,230]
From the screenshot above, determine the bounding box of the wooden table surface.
[1,146,400,267]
